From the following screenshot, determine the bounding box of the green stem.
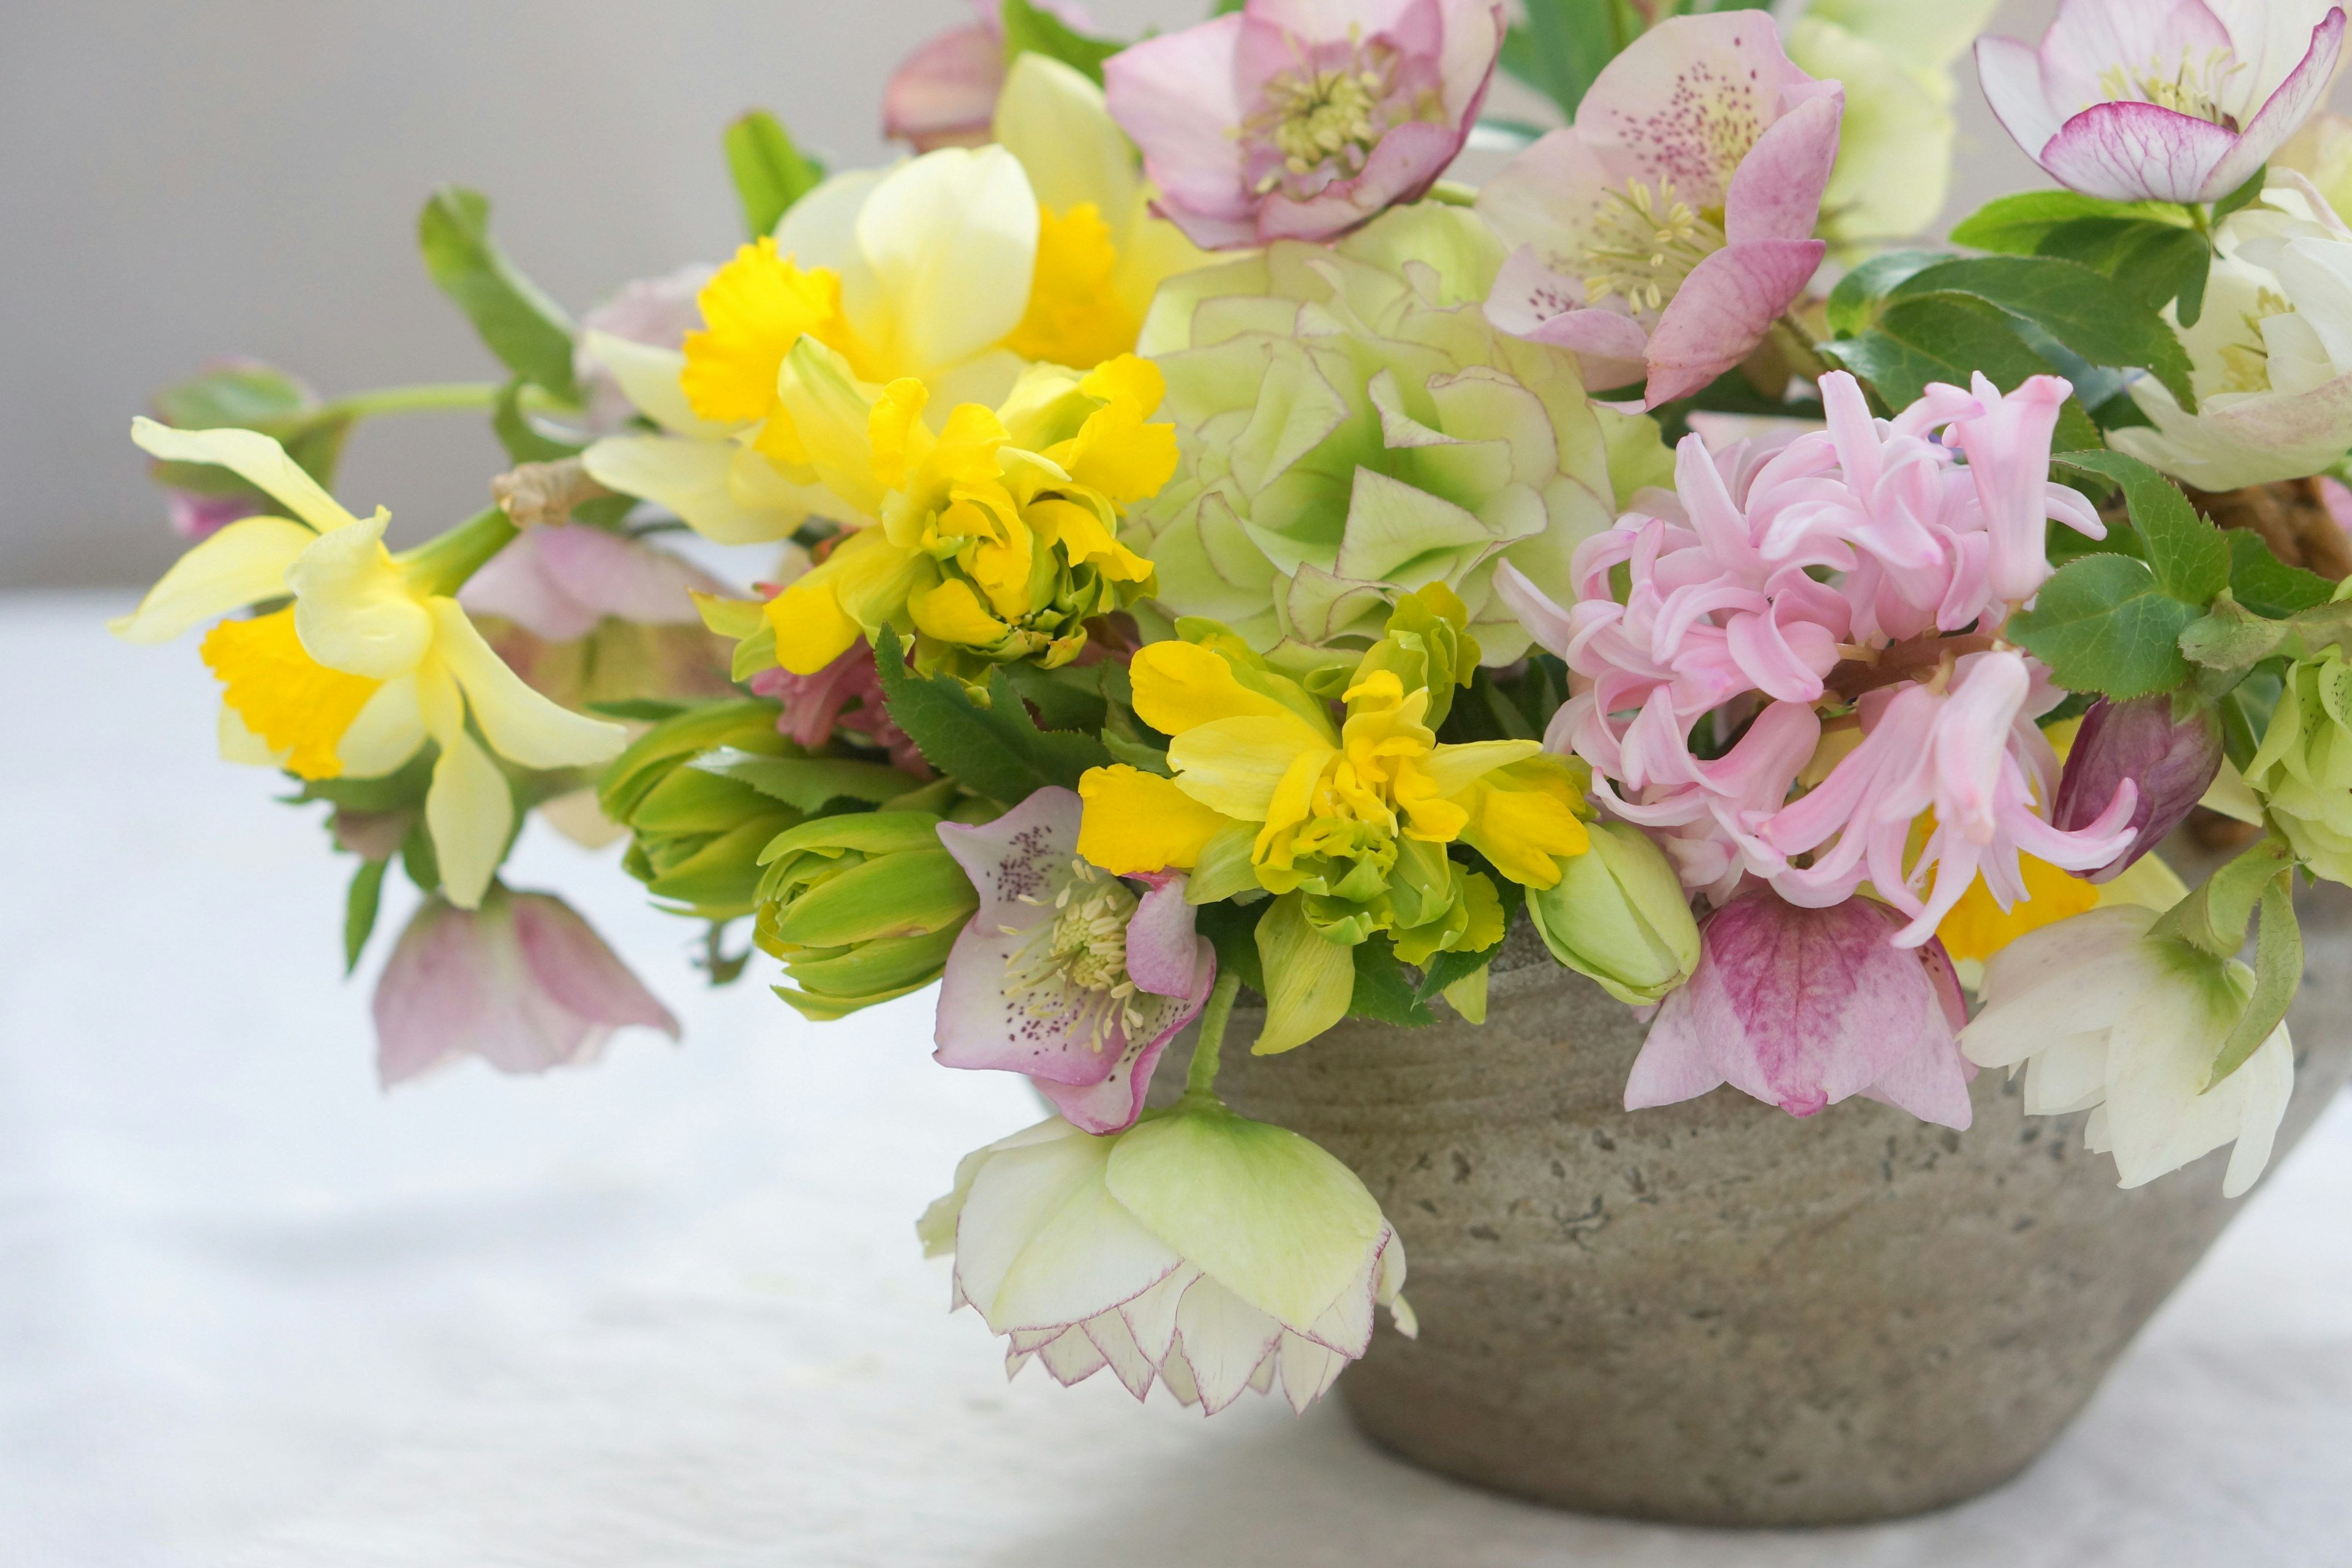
[315,382,504,421]
[1425,179,1479,208]
[398,505,518,597]
[1182,970,1242,1106]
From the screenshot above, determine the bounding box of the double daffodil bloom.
[581,56,1210,547]
[761,345,1175,682]
[113,420,627,908]
[1077,591,1592,1054]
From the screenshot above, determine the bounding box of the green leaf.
[400,818,442,895]
[586,698,695,722]
[689,747,911,812]
[1825,249,1951,336]
[2211,165,2269,225]
[1513,0,1629,121]
[1005,662,1110,734]
[1889,255,2198,410]
[872,627,1108,803]
[1953,197,2211,327]
[1194,900,1267,993]
[1348,937,1435,1028]
[1000,0,1125,84]
[2212,876,2300,1085]
[2051,450,2228,602]
[417,187,579,401]
[2227,530,2335,618]
[343,855,388,976]
[153,361,315,432]
[1950,191,2168,252]
[723,110,826,239]
[492,376,582,464]
[2163,837,2290,955]
[1414,879,1522,1005]
[1821,295,2060,411]
[2007,554,2196,698]
[2179,595,2293,673]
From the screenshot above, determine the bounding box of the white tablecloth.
[6,589,2350,1567]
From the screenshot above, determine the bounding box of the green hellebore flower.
[1129,203,1665,671]
[2246,645,2352,885]
[755,809,987,1020]
[1527,821,1702,1006]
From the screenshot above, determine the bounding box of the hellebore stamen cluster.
[1581,178,1724,312]
[1003,859,1147,1056]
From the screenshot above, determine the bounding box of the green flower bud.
[2246,645,2352,884]
[755,812,983,1020]
[1527,821,1701,1005]
[600,698,803,922]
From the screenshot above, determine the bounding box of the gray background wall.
[2,0,2078,588]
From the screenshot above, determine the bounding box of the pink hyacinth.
[1477,13,1844,406]
[372,887,679,1087]
[1978,0,2346,205]
[932,788,1215,1134]
[747,638,930,778]
[1629,890,1975,1128]
[1102,0,1505,249]
[883,0,1103,152]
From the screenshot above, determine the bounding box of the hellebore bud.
[599,698,803,922]
[1526,821,1702,1005]
[2053,696,2225,883]
[755,812,983,1020]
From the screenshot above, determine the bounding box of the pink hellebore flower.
[372,887,680,1087]
[1629,889,1975,1128]
[746,639,930,778]
[165,488,255,541]
[1477,13,1844,406]
[886,0,1103,152]
[933,787,1216,1134]
[460,524,719,643]
[1102,0,1506,249]
[1757,651,2140,944]
[1978,0,2348,205]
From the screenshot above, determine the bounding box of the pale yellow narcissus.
[1077,593,1591,1054]
[760,346,1175,682]
[581,56,1210,548]
[112,420,627,908]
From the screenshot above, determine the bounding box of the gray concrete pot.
[1155,884,2352,1526]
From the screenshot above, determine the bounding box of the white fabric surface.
[6,589,2351,1567]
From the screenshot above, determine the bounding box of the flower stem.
[1182,970,1242,1106]
[315,382,504,421]
[399,505,518,597]
[1425,179,1479,208]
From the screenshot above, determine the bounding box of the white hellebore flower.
[2112,175,2352,489]
[1960,907,2295,1197]
[921,1110,1415,1413]
[112,420,627,910]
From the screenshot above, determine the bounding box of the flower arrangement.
[119,0,2352,1420]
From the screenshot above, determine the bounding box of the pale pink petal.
[2197,8,2349,199]
[510,892,680,1041]
[1039,937,1214,1134]
[1123,873,1202,998]
[1572,11,1811,209]
[936,786,1084,925]
[1975,35,2068,162]
[1723,94,1844,247]
[1644,240,1825,407]
[1255,119,1461,244]
[1103,17,1254,247]
[2039,100,2243,205]
[883,24,1005,151]
[1485,247,1650,391]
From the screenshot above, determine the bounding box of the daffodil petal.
[337,674,429,778]
[1170,718,1334,823]
[108,515,314,644]
[1077,764,1235,873]
[130,418,359,535]
[217,704,287,769]
[430,600,627,768]
[1420,739,1542,800]
[777,337,888,516]
[1131,640,1311,736]
[427,723,514,911]
[994,53,1140,221]
[583,331,736,438]
[284,513,436,679]
[581,433,812,544]
[854,145,1040,375]
[775,167,884,271]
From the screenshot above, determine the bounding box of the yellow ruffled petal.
[1002,201,1140,370]
[108,514,314,644]
[1456,760,1593,889]
[1077,353,1166,418]
[198,606,382,780]
[284,513,435,680]
[216,704,286,769]
[1420,739,1543,801]
[1170,717,1334,823]
[764,527,924,674]
[582,332,735,437]
[1056,360,1177,507]
[1077,765,1234,874]
[129,417,358,535]
[1130,640,1307,737]
[1022,497,1155,583]
[869,379,932,492]
[430,600,627,769]
[680,239,854,425]
[774,337,888,518]
[908,576,1009,646]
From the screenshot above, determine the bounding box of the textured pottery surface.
[1156,883,2352,1527]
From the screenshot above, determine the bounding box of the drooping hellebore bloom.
[1629,888,1975,1128]
[933,787,1216,1135]
[373,886,680,1087]
[2052,695,2227,881]
[1962,906,2295,1196]
[1102,0,1506,249]
[1977,0,2347,205]
[111,421,628,910]
[920,1110,1415,1414]
[883,0,1102,151]
[1477,13,1844,406]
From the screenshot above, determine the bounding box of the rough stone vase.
[1159,885,2352,1527]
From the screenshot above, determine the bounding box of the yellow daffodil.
[759,347,1176,682]
[1077,590,1590,1054]
[581,57,1211,549]
[113,420,627,908]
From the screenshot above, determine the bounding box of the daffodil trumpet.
[112,418,627,908]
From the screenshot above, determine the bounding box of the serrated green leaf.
[2227,530,2335,617]
[344,855,388,975]
[1348,937,1435,1027]
[2007,554,2196,698]
[1000,0,1125,83]
[1005,662,1110,733]
[1825,249,1951,337]
[1951,197,2208,324]
[1890,255,2197,410]
[872,626,1107,802]
[724,110,825,239]
[2051,450,2228,602]
[1820,295,2059,410]
[417,187,579,401]
[2179,596,2293,672]
[1951,191,2174,252]
[1194,900,1267,993]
